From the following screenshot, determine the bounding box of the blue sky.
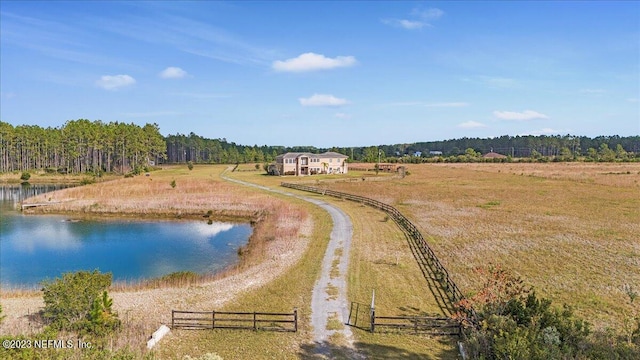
[1,1,638,147]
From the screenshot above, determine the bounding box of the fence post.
[253,312,257,331]
[212,311,215,330]
[370,308,375,333]
[354,303,359,328]
[294,308,298,332]
[171,310,175,329]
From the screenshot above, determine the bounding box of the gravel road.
[223,174,360,358]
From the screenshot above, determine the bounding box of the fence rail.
[371,312,460,336]
[171,309,297,332]
[281,182,476,323]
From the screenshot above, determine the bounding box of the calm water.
[0,184,252,288]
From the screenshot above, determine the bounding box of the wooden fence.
[371,312,460,336]
[171,309,297,332]
[348,302,460,336]
[281,182,477,324]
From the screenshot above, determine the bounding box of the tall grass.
[327,162,640,331]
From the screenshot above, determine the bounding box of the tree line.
[163,133,640,164]
[362,134,640,163]
[0,120,165,174]
[2,119,638,174]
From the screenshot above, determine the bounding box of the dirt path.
[222,174,361,359]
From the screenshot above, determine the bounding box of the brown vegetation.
[325,162,640,331]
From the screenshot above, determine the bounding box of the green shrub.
[20,171,30,181]
[80,177,95,185]
[457,265,599,359]
[41,270,119,335]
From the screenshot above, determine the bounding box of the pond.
[0,184,252,288]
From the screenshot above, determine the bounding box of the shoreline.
[1,210,311,339]
[0,168,312,341]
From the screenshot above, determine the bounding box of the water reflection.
[0,185,252,288]
[0,183,68,208]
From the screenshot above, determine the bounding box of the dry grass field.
[324,162,640,331]
[4,162,637,358]
[21,165,287,219]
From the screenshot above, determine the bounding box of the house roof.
[482,152,507,158]
[276,151,348,160]
[315,152,348,159]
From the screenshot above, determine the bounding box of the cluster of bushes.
[457,266,640,359]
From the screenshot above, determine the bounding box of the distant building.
[482,151,507,159]
[275,152,348,176]
[413,151,422,157]
[429,151,443,156]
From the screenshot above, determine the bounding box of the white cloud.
[273,52,356,72]
[335,113,351,119]
[159,66,188,79]
[425,102,469,108]
[95,74,136,90]
[299,94,349,107]
[457,121,487,129]
[382,19,426,30]
[382,7,443,30]
[493,110,549,121]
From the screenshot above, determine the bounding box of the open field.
[5,162,635,358]
[321,162,640,331]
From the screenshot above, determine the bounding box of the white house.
[275,152,348,176]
